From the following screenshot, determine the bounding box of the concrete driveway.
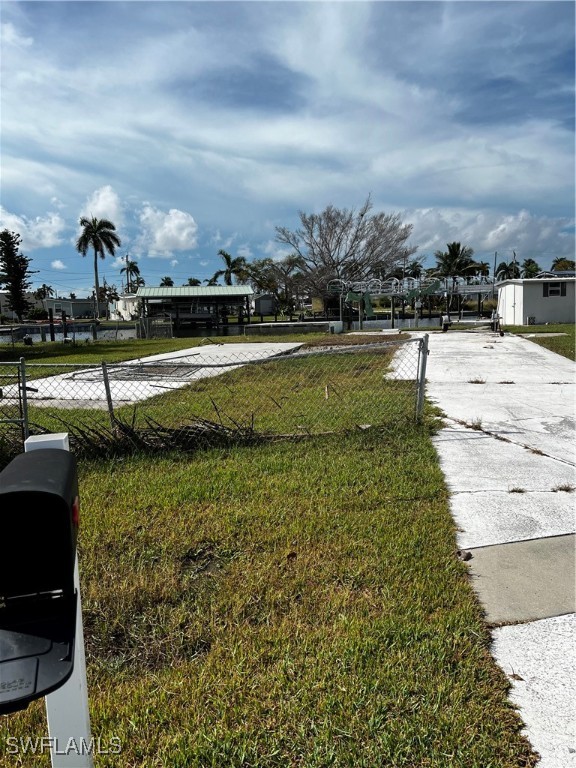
[423,328,575,768]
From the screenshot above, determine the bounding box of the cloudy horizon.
[1,1,574,297]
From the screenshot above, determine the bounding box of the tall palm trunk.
[93,250,101,319]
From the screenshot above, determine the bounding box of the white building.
[45,296,107,319]
[497,275,575,326]
[110,293,140,321]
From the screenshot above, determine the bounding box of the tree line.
[1,197,574,321]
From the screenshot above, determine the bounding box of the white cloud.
[0,206,66,250]
[1,22,33,48]
[111,256,129,270]
[79,185,124,228]
[261,240,293,262]
[211,233,236,250]
[0,3,571,286]
[237,244,253,259]
[404,207,575,264]
[51,260,66,270]
[136,205,198,258]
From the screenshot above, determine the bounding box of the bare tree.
[275,196,417,294]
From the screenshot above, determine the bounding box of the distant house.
[111,293,140,321]
[496,275,575,325]
[45,297,106,319]
[254,293,278,316]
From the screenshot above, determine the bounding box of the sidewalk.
[422,329,575,767]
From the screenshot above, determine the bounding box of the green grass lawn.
[0,335,537,766]
[0,425,536,767]
[505,323,575,360]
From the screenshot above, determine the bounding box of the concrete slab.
[451,491,576,549]
[8,343,304,408]
[425,331,575,384]
[433,425,576,493]
[428,384,575,462]
[492,614,576,768]
[421,329,576,766]
[432,424,575,548]
[466,534,575,624]
[126,342,303,364]
[424,331,575,462]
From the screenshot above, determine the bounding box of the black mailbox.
[0,449,79,714]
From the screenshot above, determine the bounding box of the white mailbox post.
[24,434,93,768]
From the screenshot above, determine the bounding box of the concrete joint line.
[447,417,576,468]
[451,489,575,495]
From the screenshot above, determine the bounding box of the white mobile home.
[497,276,575,326]
[111,293,140,321]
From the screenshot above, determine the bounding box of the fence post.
[101,362,115,427]
[416,334,429,419]
[19,357,29,441]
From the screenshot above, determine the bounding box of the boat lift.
[326,277,496,327]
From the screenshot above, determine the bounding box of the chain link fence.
[0,337,428,459]
[0,361,26,445]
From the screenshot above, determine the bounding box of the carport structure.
[137,286,254,332]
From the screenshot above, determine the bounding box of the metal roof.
[136,286,254,299]
[496,276,576,286]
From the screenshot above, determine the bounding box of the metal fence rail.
[0,336,429,456]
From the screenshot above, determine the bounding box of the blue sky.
[1,1,574,297]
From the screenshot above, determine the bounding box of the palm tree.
[160,276,174,287]
[551,257,575,271]
[433,242,477,290]
[76,217,121,319]
[120,257,141,293]
[495,260,521,280]
[521,258,541,278]
[210,250,249,286]
[186,278,202,286]
[405,259,423,280]
[34,283,54,312]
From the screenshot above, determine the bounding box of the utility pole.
[102,277,107,320]
[512,250,518,324]
[492,251,497,299]
[125,253,130,293]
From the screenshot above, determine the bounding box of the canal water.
[0,315,485,346]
